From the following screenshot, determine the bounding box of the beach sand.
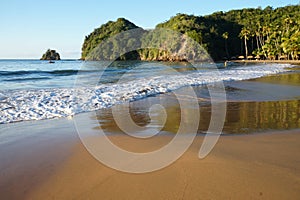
[1,124,299,200]
[1,72,300,199]
[1,109,299,199]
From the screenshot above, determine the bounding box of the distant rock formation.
[41,49,61,60]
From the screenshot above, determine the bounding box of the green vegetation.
[156,5,300,60]
[155,14,241,61]
[220,5,300,60]
[139,28,210,61]
[41,49,61,60]
[81,18,140,59]
[82,5,300,61]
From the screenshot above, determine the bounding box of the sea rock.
[41,49,61,60]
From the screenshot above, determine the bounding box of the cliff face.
[41,49,61,60]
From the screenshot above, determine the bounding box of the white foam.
[0,64,290,124]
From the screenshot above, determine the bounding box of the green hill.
[81,18,140,60]
[82,5,300,61]
[156,5,300,60]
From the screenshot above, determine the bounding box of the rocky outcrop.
[41,49,61,60]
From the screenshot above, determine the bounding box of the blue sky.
[0,0,298,59]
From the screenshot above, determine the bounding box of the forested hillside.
[81,18,140,59]
[82,5,300,61]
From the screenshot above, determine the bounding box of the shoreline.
[0,69,299,199]
[231,59,300,65]
[0,109,299,199]
[2,59,300,66]
[1,111,300,199]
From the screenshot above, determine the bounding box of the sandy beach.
[0,120,299,199]
[1,1,300,199]
[1,99,299,199]
[32,130,300,200]
[0,69,299,199]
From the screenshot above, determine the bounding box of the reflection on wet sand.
[250,71,300,86]
[95,95,299,135]
[211,100,299,133]
[95,71,300,135]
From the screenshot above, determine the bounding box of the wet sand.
[1,110,299,199]
[0,72,300,199]
[1,125,299,200]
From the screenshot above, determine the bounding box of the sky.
[0,0,299,59]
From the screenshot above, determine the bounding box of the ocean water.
[0,60,295,124]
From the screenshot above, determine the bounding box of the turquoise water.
[0,60,295,124]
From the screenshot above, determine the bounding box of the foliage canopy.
[82,5,300,61]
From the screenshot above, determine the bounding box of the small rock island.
[41,49,61,60]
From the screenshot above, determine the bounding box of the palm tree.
[222,32,229,59]
[240,28,250,59]
[281,26,299,60]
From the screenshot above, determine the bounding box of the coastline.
[0,69,299,199]
[1,102,299,199]
[231,59,300,65]
[1,2,300,199]
[1,111,299,200]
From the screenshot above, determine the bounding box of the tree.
[240,28,250,58]
[222,32,229,59]
[81,5,300,61]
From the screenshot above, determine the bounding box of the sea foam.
[0,64,289,124]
